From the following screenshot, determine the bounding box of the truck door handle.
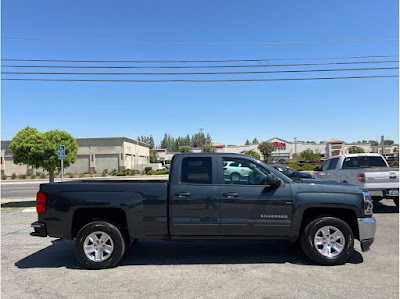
[222,192,239,198]
[176,192,191,198]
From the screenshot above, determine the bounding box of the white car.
[223,161,253,182]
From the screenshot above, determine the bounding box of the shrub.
[156,169,170,175]
[101,169,108,177]
[145,167,152,174]
[27,170,33,176]
[1,174,7,180]
[134,169,141,175]
[301,164,315,171]
[286,164,302,171]
[18,174,27,179]
[111,169,118,176]
[116,172,126,176]
[69,173,75,178]
[122,169,132,175]
[40,173,46,179]
[11,173,17,180]
[147,170,157,175]
[79,173,84,178]
[30,174,37,179]
[389,161,399,167]
[36,171,42,176]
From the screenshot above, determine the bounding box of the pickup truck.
[31,153,376,269]
[313,153,399,206]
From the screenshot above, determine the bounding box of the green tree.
[348,146,365,154]
[149,150,158,163]
[258,142,275,162]
[10,127,78,183]
[245,139,250,145]
[393,147,398,153]
[179,146,192,153]
[252,138,259,144]
[384,140,394,145]
[369,140,379,146]
[300,149,320,161]
[202,144,216,153]
[241,150,260,160]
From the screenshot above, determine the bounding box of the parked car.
[223,160,253,182]
[270,164,313,179]
[31,153,376,269]
[313,153,399,206]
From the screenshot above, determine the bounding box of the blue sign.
[58,145,65,160]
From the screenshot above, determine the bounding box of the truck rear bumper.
[357,217,376,252]
[30,221,47,237]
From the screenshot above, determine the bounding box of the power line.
[2,75,397,83]
[2,37,398,46]
[2,67,397,76]
[2,60,398,69]
[2,55,398,63]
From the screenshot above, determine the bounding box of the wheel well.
[71,208,128,240]
[300,208,359,239]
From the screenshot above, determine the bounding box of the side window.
[368,156,387,167]
[321,159,332,171]
[222,157,270,185]
[342,157,358,168]
[181,157,212,184]
[328,158,339,170]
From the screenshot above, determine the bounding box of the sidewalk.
[1,175,169,185]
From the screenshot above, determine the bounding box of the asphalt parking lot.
[1,199,398,299]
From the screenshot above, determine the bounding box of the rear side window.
[181,157,212,184]
[342,156,387,168]
[328,158,339,170]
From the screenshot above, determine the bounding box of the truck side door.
[217,156,293,237]
[169,155,220,236]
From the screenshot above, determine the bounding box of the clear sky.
[1,0,399,146]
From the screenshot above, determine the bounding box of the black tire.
[394,198,399,207]
[230,173,241,182]
[372,196,383,203]
[300,217,354,266]
[75,221,126,269]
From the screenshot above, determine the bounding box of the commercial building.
[156,137,399,163]
[1,137,151,176]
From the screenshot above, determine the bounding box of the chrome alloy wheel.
[314,226,345,258]
[83,231,114,262]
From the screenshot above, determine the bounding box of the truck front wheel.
[75,221,126,269]
[300,217,354,265]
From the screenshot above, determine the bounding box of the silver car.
[223,161,253,182]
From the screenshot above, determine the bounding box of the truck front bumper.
[30,221,47,237]
[357,217,376,252]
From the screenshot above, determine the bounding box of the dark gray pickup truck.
[31,153,376,269]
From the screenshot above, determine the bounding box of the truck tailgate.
[364,167,399,190]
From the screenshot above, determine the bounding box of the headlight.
[363,191,373,216]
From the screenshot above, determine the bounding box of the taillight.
[357,173,365,183]
[36,192,47,213]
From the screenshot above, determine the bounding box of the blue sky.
[1,0,399,146]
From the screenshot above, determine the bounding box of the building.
[156,137,399,162]
[1,137,151,176]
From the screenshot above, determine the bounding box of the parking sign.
[58,145,65,160]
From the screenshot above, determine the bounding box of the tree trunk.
[49,170,55,183]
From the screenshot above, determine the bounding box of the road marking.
[2,226,31,236]
[22,208,36,213]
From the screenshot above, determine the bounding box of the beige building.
[1,137,151,176]
[156,137,399,162]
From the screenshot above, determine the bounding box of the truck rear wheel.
[75,221,126,269]
[300,217,354,265]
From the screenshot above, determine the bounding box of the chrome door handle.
[176,192,191,198]
[222,192,239,198]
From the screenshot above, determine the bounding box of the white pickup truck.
[314,153,399,206]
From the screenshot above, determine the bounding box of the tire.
[75,221,126,269]
[300,217,354,266]
[394,198,399,207]
[372,196,383,203]
[230,173,241,182]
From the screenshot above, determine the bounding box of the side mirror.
[314,167,321,171]
[266,174,281,189]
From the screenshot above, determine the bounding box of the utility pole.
[381,135,385,156]
[294,137,297,155]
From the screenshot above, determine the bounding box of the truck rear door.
[169,155,220,235]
